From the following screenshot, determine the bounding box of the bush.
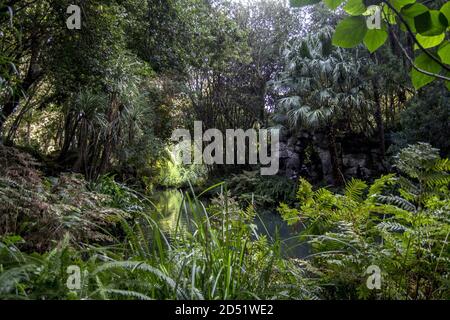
[0,145,128,251]
[0,189,318,300]
[278,143,450,299]
[228,170,296,207]
[390,83,450,157]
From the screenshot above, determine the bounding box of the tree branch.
[382,0,450,73]
[389,28,450,82]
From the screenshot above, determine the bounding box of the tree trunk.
[373,81,385,159]
[97,93,120,177]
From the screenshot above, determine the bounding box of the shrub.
[278,143,450,299]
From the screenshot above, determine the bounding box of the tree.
[273,27,377,185]
[390,82,450,157]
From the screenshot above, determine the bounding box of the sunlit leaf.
[391,0,415,12]
[440,2,450,25]
[437,42,450,65]
[411,53,442,89]
[363,28,388,53]
[415,10,447,36]
[415,33,445,50]
[344,0,366,16]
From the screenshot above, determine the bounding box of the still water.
[150,189,309,258]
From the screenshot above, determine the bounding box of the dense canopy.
[0,0,449,301]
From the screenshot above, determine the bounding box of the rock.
[287,136,298,148]
[316,147,334,184]
[342,153,367,168]
[278,142,290,158]
[286,152,300,170]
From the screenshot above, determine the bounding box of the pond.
[150,189,309,258]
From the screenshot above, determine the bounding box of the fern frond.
[376,221,408,233]
[344,178,367,202]
[368,174,396,197]
[376,195,417,212]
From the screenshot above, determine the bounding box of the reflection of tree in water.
[151,189,188,235]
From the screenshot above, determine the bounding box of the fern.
[368,174,396,197]
[376,221,408,233]
[344,178,367,202]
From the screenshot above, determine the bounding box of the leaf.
[363,28,388,53]
[415,10,447,36]
[332,16,367,48]
[343,0,366,16]
[400,16,416,33]
[290,0,321,7]
[382,4,397,24]
[401,3,428,32]
[324,0,344,10]
[391,0,415,12]
[402,3,428,18]
[410,53,442,89]
[438,42,450,65]
[415,33,445,50]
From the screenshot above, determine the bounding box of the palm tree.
[272,27,375,185]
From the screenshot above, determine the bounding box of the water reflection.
[150,189,186,234]
[150,189,309,258]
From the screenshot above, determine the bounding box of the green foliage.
[1,143,449,300]
[153,152,207,188]
[273,27,376,135]
[333,16,367,48]
[363,28,388,53]
[228,170,296,206]
[290,0,450,90]
[390,83,450,157]
[0,188,318,300]
[278,143,450,299]
[411,52,442,88]
[0,145,129,251]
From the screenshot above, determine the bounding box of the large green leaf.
[382,5,397,24]
[391,0,416,12]
[290,0,321,7]
[441,2,450,23]
[411,53,442,89]
[363,29,388,53]
[415,33,445,50]
[400,16,416,33]
[400,3,429,32]
[415,10,447,36]
[332,16,367,48]
[344,0,366,16]
[324,0,344,10]
[438,42,450,65]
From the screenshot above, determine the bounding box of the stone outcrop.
[278,129,386,184]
